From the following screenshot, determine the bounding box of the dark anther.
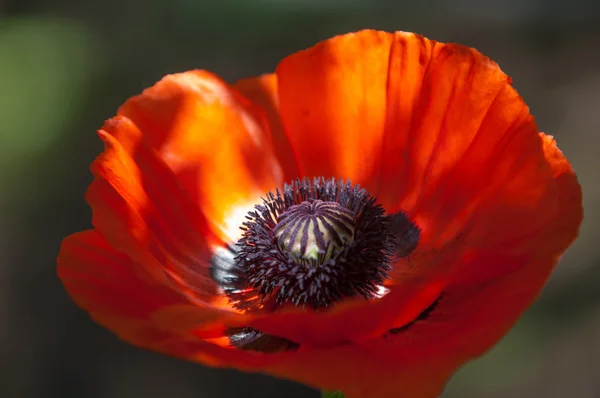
[225,327,299,353]
[388,294,443,335]
[222,177,396,311]
[389,212,421,258]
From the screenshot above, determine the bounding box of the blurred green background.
[1,0,599,397]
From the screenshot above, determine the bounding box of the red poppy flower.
[57,30,582,398]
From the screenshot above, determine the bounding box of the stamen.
[209,177,421,312]
[220,178,396,310]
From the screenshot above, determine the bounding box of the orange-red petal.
[56,235,568,398]
[533,133,583,253]
[87,116,218,301]
[234,73,299,181]
[117,70,287,244]
[277,30,553,249]
[86,70,298,302]
[57,230,447,397]
[57,230,228,347]
[276,30,395,191]
[143,255,557,398]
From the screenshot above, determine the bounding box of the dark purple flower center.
[209,177,422,352]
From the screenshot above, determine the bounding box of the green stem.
[321,391,345,398]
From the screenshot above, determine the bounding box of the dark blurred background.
[1,0,599,397]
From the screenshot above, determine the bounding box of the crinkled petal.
[117,70,286,244]
[234,73,299,181]
[87,71,294,301]
[276,30,395,192]
[56,236,565,398]
[56,230,448,397]
[57,230,232,346]
[87,117,218,301]
[276,29,558,264]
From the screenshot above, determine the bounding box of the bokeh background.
[1,0,599,397]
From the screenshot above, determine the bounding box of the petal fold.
[87,117,217,301]
[234,73,299,181]
[276,30,395,190]
[276,30,559,259]
[117,70,286,244]
[57,230,226,347]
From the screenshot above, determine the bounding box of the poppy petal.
[234,73,299,181]
[117,70,286,244]
[56,231,455,397]
[165,339,455,398]
[276,30,558,257]
[158,257,554,397]
[423,134,582,289]
[70,252,558,398]
[57,230,441,397]
[376,37,556,251]
[533,133,583,253]
[339,252,563,398]
[276,30,395,191]
[57,230,229,347]
[86,117,218,300]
